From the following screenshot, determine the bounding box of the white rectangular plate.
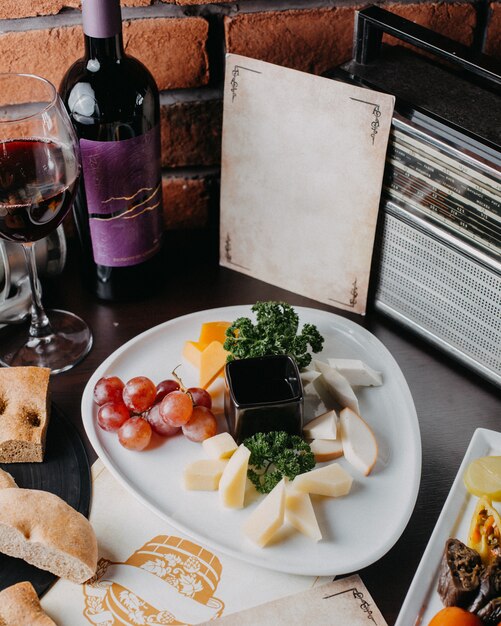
[396,427,501,625]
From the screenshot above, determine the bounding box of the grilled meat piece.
[470,556,501,613]
[477,597,501,625]
[437,538,483,607]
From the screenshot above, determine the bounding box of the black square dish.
[224,354,304,444]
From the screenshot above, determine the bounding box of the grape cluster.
[93,375,217,451]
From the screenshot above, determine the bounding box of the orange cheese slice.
[199,321,231,346]
[183,340,207,369]
[199,340,228,389]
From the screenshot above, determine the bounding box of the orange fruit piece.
[428,607,482,626]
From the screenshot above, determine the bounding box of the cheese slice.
[183,340,207,369]
[339,407,378,476]
[300,369,322,394]
[327,358,383,387]
[285,486,321,541]
[184,459,228,491]
[199,340,228,389]
[300,369,322,384]
[291,462,353,498]
[202,432,238,460]
[243,479,286,547]
[219,444,250,508]
[309,438,344,463]
[303,410,338,440]
[199,321,231,345]
[313,360,359,414]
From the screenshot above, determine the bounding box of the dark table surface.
[41,232,500,625]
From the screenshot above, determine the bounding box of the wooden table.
[43,232,500,625]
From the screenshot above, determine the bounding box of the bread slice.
[0,469,17,490]
[0,367,51,463]
[0,489,97,584]
[0,581,56,626]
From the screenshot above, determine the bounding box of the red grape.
[182,406,217,442]
[118,417,152,450]
[145,403,180,437]
[93,376,124,405]
[97,401,130,432]
[187,387,212,409]
[159,390,193,427]
[123,376,156,414]
[155,379,180,404]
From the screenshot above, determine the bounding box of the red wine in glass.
[0,139,78,242]
[0,72,92,374]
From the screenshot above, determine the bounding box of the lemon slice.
[464,456,501,499]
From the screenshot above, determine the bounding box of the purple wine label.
[79,126,163,267]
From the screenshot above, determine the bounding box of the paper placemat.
[200,576,388,625]
[41,460,387,625]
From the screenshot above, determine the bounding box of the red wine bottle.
[59,0,163,301]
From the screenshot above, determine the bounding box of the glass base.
[0,309,93,374]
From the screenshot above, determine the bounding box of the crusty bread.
[0,469,17,490]
[0,367,51,463]
[0,581,56,626]
[0,489,97,584]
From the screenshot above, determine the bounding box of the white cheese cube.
[313,360,359,414]
[303,409,338,440]
[309,438,344,463]
[184,459,228,491]
[242,479,286,547]
[202,432,238,460]
[285,486,321,541]
[291,462,353,498]
[327,358,383,387]
[219,444,251,508]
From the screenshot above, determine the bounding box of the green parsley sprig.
[243,431,315,494]
[223,301,324,369]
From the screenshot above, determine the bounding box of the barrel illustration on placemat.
[82,535,225,625]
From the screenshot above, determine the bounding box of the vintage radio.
[332,7,500,387]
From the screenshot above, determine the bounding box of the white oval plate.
[82,305,421,576]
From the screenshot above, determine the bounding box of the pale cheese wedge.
[303,409,338,440]
[309,438,344,463]
[300,369,322,393]
[202,432,238,460]
[313,360,360,414]
[291,462,353,498]
[199,340,228,389]
[184,459,228,491]
[285,485,321,541]
[242,479,286,547]
[339,407,378,476]
[219,444,250,508]
[327,358,383,387]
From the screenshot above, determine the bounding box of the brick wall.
[0,0,498,231]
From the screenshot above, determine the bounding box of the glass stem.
[22,243,53,338]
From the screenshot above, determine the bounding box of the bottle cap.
[82,0,122,39]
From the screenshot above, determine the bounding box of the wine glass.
[0,73,92,373]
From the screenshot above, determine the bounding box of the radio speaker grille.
[375,212,501,384]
